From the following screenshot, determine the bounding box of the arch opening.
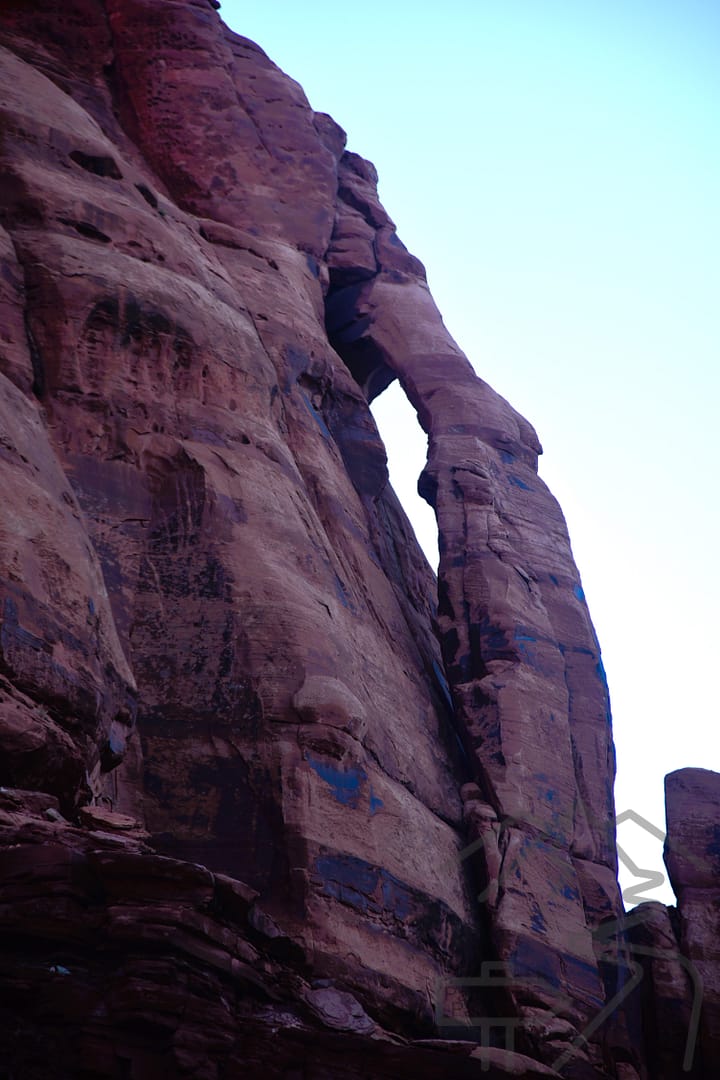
[325,283,439,570]
[370,380,439,571]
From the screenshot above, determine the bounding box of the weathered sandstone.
[0,1,716,1076]
[663,768,720,1074]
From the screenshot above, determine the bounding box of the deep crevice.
[23,307,45,398]
[69,149,123,179]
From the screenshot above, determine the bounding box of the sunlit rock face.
[0,2,713,1077]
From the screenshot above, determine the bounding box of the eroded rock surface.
[663,768,720,1075]
[0,1,715,1077]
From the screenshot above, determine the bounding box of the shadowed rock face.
[0,2,715,1077]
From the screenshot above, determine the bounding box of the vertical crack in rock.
[325,147,632,1069]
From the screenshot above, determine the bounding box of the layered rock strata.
[0,1,715,1076]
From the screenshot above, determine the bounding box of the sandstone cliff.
[0,2,715,1077]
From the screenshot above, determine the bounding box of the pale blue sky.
[221,0,720,904]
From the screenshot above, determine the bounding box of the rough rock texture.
[0,2,715,1077]
[625,901,702,1079]
[662,768,720,1075]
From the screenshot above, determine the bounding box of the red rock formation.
[626,901,701,1079]
[0,2,715,1077]
[662,768,720,1075]
[325,148,628,1077]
